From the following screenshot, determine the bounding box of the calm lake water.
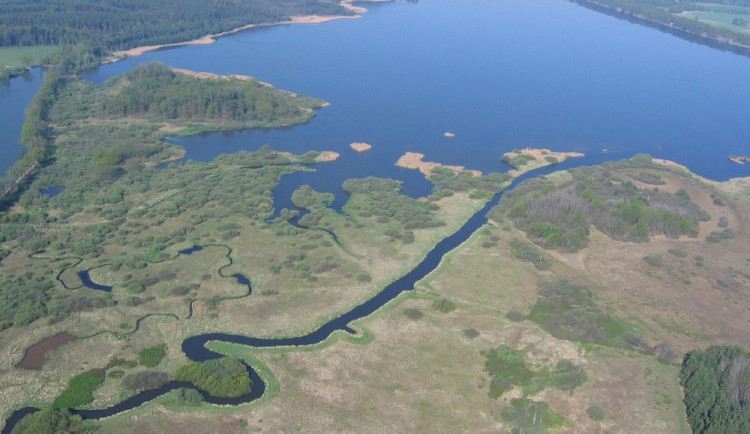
[2,0,749,189]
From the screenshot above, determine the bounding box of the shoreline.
[108,1,370,61]
[572,0,750,56]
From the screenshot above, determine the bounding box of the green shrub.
[52,369,105,409]
[431,298,456,313]
[138,344,166,367]
[122,370,171,392]
[176,388,204,406]
[484,345,536,398]
[173,357,251,398]
[501,398,567,432]
[667,248,687,258]
[528,279,626,346]
[706,229,735,243]
[718,217,729,229]
[403,308,423,321]
[506,310,525,322]
[630,172,665,185]
[586,405,605,421]
[356,272,372,283]
[509,238,552,270]
[11,408,81,434]
[551,360,587,394]
[643,255,664,268]
[463,328,480,339]
[107,370,124,379]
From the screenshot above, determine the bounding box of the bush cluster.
[173,356,252,398]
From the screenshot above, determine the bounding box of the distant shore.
[109,1,370,60]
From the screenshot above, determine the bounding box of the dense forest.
[0,0,351,50]
[100,62,323,125]
[572,0,750,49]
[680,346,750,433]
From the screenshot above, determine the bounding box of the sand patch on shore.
[110,2,367,60]
[350,142,372,152]
[318,151,340,162]
[171,68,268,84]
[396,152,481,177]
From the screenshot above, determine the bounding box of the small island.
[395,152,481,176]
[501,147,584,176]
[349,142,372,152]
[729,155,750,164]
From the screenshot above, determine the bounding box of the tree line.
[0,0,351,50]
[572,0,750,49]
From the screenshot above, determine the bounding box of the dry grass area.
[396,152,482,176]
[95,219,691,433]
[0,187,487,426]
[349,142,372,152]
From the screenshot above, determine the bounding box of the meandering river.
[2,0,750,430]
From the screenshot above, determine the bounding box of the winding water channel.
[3,164,563,433]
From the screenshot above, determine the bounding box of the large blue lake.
[1,0,749,191]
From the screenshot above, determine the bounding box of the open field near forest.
[0,46,60,68]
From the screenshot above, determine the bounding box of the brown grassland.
[57,163,748,433]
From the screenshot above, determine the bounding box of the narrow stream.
[2,162,569,433]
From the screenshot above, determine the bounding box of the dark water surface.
[0,68,43,176]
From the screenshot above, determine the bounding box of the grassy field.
[0,64,514,429]
[79,160,748,433]
[2,62,748,432]
[681,10,750,33]
[0,46,60,68]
